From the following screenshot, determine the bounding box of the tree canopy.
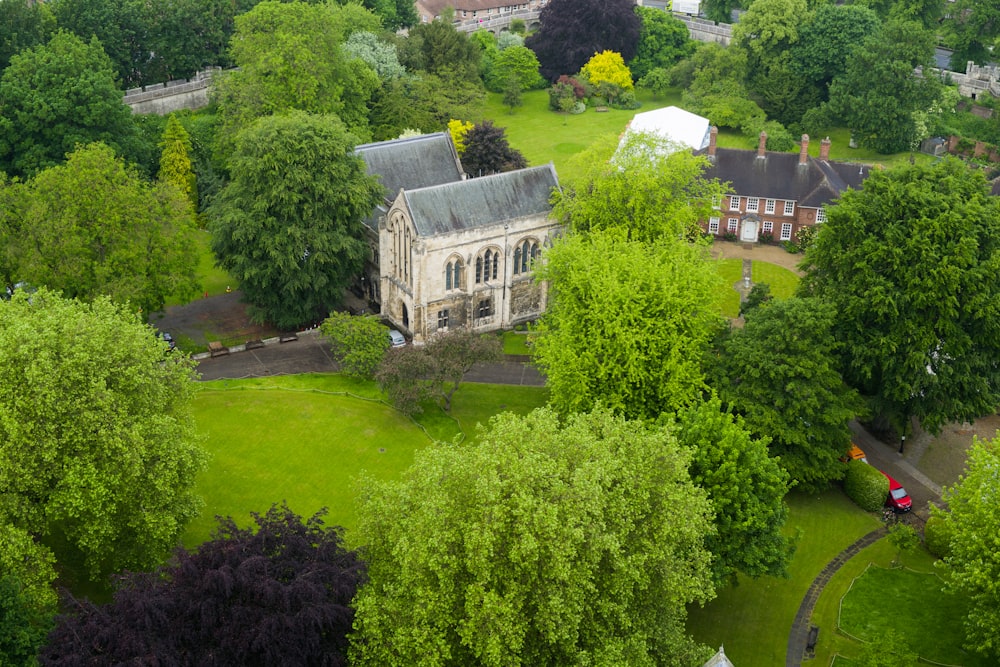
[533,230,725,420]
[17,142,199,313]
[671,398,793,586]
[933,435,1000,658]
[0,30,137,178]
[801,159,1000,436]
[553,132,724,242]
[320,312,389,378]
[460,120,528,178]
[209,111,383,329]
[158,114,198,211]
[789,4,881,96]
[375,329,503,414]
[709,297,865,491]
[0,0,53,73]
[0,290,206,579]
[525,0,641,81]
[351,407,716,666]
[212,0,380,158]
[629,7,693,81]
[827,19,939,154]
[41,504,365,666]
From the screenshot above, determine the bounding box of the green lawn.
[686,490,880,667]
[716,258,742,317]
[502,329,533,355]
[805,526,990,667]
[184,374,548,547]
[715,258,800,318]
[751,261,800,297]
[839,565,982,665]
[164,229,234,308]
[484,88,682,183]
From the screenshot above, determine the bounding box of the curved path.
[785,527,887,666]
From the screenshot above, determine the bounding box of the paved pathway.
[195,328,545,386]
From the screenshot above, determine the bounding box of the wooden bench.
[279,333,298,343]
[208,341,229,357]
[245,338,265,350]
[806,625,820,655]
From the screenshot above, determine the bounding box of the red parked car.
[881,471,912,513]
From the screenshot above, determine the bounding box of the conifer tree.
[158,114,198,211]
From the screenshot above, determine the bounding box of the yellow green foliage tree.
[581,50,634,91]
[448,118,473,155]
[158,115,198,211]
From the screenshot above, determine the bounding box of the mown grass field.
[812,537,990,666]
[184,375,549,547]
[686,491,880,666]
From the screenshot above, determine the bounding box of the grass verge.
[811,535,990,666]
[686,490,880,667]
[751,261,801,297]
[184,375,548,547]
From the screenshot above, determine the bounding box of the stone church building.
[355,132,561,343]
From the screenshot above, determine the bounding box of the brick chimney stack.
[820,136,831,160]
[708,126,718,159]
[757,131,767,158]
[799,134,809,165]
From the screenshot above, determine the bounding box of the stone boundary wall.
[123,67,222,115]
[672,14,733,46]
[454,8,540,34]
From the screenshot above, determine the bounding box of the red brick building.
[696,128,871,243]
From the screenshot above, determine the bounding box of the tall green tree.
[933,435,1000,658]
[801,159,1000,436]
[0,0,53,73]
[0,289,207,579]
[709,297,865,492]
[946,0,997,67]
[553,133,724,243]
[534,231,725,420]
[320,312,390,378]
[209,111,383,329]
[51,0,151,87]
[399,18,482,81]
[0,175,25,296]
[351,407,716,666]
[356,0,416,30]
[211,0,380,159]
[158,114,198,211]
[671,398,793,586]
[486,45,545,93]
[343,30,406,82]
[789,4,881,96]
[628,7,693,81]
[19,142,199,313]
[0,31,137,178]
[145,0,246,82]
[827,19,939,154]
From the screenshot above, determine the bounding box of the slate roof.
[697,147,870,208]
[355,133,464,204]
[401,165,559,237]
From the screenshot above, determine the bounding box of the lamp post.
[899,435,905,454]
